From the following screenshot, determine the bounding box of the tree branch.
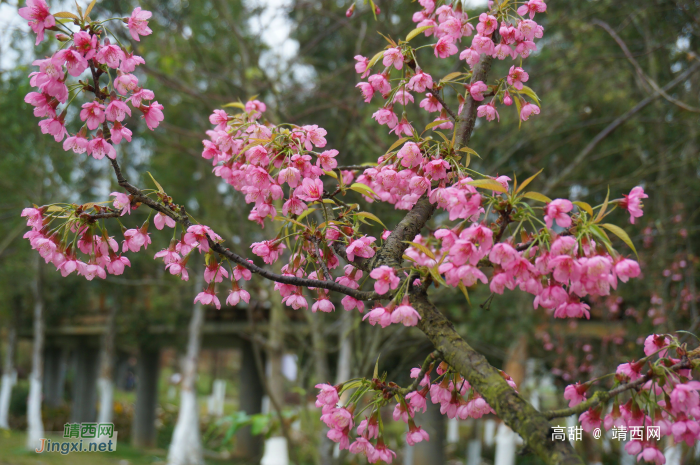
[593,19,700,113]
[543,60,700,194]
[409,289,583,464]
[543,357,694,420]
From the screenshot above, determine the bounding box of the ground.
[0,430,236,465]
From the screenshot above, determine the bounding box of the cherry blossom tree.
[16,0,700,463]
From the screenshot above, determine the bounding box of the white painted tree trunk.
[167,277,204,465]
[261,279,290,465]
[26,256,44,450]
[97,305,117,427]
[0,372,16,429]
[0,320,17,429]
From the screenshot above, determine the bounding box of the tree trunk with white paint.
[306,310,333,465]
[0,310,18,429]
[97,305,118,428]
[26,255,44,450]
[167,274,204,465]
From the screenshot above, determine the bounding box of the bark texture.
[409,290,583,465]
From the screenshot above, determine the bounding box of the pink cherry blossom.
[369,266,400,295]
[154,212,176,230]
[620,186,648,224]
[407,71,433,92]
[88,137,117,160]
[140,101,164,130]
[127,7,153,41]
[391,300,421,326]
[643,334,670,357]
[466,81,488,101]
[110,122,132,144]
[346,236,376,262]
[122,226,151,253]
[434,37,458,58]
[382,47,403,70]
[563,382,587,407]
[96,43,125,69]
[520,102,540,121]
[544,199,573,229]
[105,98,132,122]
[18,0,55,45]
[110,192,131,216]
[226,288,251,306]
[477,101,499,121]
[507,66,529,90]
[63,133,89,154]
[194,286,221,310]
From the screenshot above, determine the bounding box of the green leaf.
[295,207,316,223]
[323,169,338,179]
[433,130,450,145]
[349,183,379,199]
[147,171,165,193]
[373,354,381,379]
[458,283,471,306]
[250,414,270,436]
[386,137,410,154]
[429,266,447,286]
[223,101,246,109]
[441,72,463,82]
[458,146,480,158]
[355,212,387,228]
[424,120,449,132]
[514,96,523,129]
[600,223,638,256]
[595,187,610,223]
[84,0,97,18]
[573,201,594,217]
[515,168,544,194]
[405,25,435,42]
[54,11,79,19]
[516,85,541,104]
[522,191,552,203]
[403,241,436,260]
[367,50,384,68]
[467,179,508,193]
[589,223,611,245]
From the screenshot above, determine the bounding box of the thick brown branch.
[456,56,493,149]
[409,289,583,465]
[371,195,436,269]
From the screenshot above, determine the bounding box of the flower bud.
[346,3,355,17]
[56,34,70,42]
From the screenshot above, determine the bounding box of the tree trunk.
[26,255,44,450]
[260,286,290,465]
[131,346,160,448]
[0,307,18,429]
[409,290,583,465]
[97,305,118,427]
[306,310,333,465]
[167,273,205,465]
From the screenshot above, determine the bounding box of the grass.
[0,430,240,465]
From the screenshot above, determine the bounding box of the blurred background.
[0,0,699,463]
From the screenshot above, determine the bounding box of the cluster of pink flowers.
[21,206,134,280]
[316,362,517,461]
[354,0,545,137]
[564,334,700,464]
[21,0,161,159]
[397,185,646,320]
